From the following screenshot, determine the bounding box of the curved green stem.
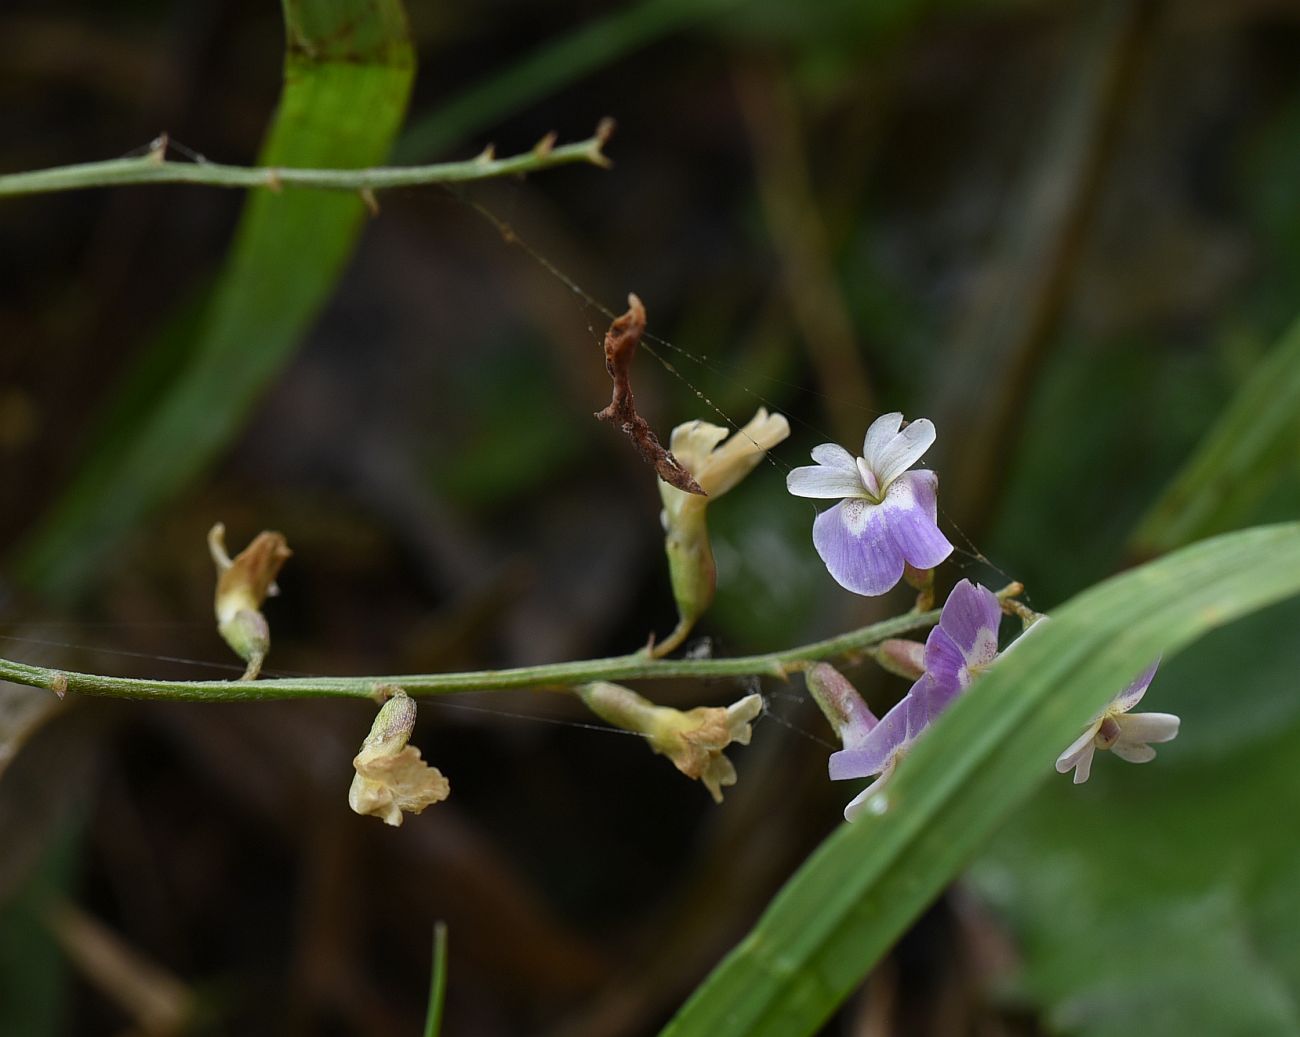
[0,123,612,199]
[0,585,1021,703]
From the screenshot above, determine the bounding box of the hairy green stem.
[0,585,1021,703]
[0,123,612,199]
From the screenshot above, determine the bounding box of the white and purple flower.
[828,580,1001,820]
[786,412,954,596]
[1054,659,1180,784]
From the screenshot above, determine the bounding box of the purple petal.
[936,579,1001,666]
[880,472,953,570]
[787,465,867,499]
[1113,657,1161,713]
[921,628,970,695]
[813,500,905,597]
[810,443,858,472]
[829,696,910,780]
[904,671,963,731]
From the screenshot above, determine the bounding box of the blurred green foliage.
[11,0,415,599]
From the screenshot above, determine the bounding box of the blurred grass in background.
[1,0,1299,1033]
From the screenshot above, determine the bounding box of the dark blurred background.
[3,0,1300,1034]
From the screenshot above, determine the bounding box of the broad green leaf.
[1130,313,1300,556]
[12,0,415,599]
[661,523,1300,1037]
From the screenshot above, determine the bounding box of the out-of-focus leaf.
[12,0,415,599]
[394,0,738,162]
[971,599,1300,1037]
[661,523,1300,1037]
[0,684,61,780]
[0,812,83,1037]
[1130,313,1300,556]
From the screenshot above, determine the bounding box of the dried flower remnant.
[655,409,791,655]
[208,523,291,680]
[578,682,762,802]
[349,688,450,826]
[1055,658,1179,784]
[829,580,1001,821]
[786,412,953,596]
[594,294,704,495]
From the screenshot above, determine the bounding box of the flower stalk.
[0,585,1024,703]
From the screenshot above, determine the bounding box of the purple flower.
[1055,659,1179,784]
[786,413,954,596]
[828,580,1001,820]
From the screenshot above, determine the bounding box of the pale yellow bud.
[654,410,789,654]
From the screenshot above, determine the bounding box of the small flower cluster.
[785,413,1181,814]
[806,583,1180,819]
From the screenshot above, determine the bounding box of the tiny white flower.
[1055,659,1180,784]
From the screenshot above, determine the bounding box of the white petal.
[1111,741,1157,764]
[810,442,858,472]
[786,465,866,499]
[1116,711,1180,745]
[862,412,903,464]
[870,418,937,491]
[1056,721,1101,778]
[1071,745,1096,783]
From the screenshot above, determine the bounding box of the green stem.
[0,585,1022,703]
[0,124,612,199]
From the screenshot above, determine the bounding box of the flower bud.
[873,638,927,681]
[349,688,450,826]
[655,410,789,655]
[208,523,291,680]
[805,663,878,750]
[578,682,763,802]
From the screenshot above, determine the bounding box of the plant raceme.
[804,583,1181,819]
[782,412,1182,816]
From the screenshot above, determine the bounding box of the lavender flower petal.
[787,465,867,499]
[935,579,1001,665]
[904,671,962,730]
[1113,658,1161,713]
[810,442,859,472]
[829,696,910,780]
[879,471,953,570]
[921,627,968,693]
[813,499,905,596]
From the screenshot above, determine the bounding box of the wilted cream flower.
[655,409,790,655]
[578,682,763,802]
[349,689,450,826]
[208,523,291,680]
